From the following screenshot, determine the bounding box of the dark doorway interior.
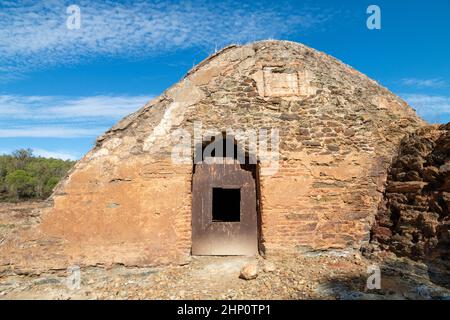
[212,188,241,222]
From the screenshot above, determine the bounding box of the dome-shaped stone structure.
[2,40,426,269]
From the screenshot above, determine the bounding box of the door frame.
[191,162,260,255]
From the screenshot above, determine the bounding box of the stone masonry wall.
[372,123,449,270]
[0,41,425,270]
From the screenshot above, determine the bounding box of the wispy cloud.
[0,127,104,138]
[0,94,152,119]
[0,0,330,79]
[32,148,79,160]
[401,93,450,123]
[0,94,151,138]
[33,148,79,160]
[401,78,447,88]
[0,147,79,160]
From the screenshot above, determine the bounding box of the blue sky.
[0,0,449,160]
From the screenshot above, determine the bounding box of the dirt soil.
[0,202,449,300]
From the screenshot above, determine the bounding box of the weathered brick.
[0,40,425,270]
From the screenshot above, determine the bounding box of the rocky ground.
[0,201,43,245]
[0,202,449,300]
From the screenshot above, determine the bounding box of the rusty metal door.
[192,163,258,255]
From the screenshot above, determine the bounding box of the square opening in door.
[212,188,241,222]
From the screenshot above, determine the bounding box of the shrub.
[5,170,37,200]
[0,149,75,201]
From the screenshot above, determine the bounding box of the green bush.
[44,177,60,196]
[0,149,75,202]
[5,170,36,200]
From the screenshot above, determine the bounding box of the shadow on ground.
[315,256,450,300]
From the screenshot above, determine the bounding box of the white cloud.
[0,94,151,138]
[0,147,79,160]
[0,0,330,78]
[32,148,79,160]
[0,127,105,138]
[401,93,450,123]
[0,94,152,119]
[401,78,447,88]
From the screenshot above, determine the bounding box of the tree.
[0,150,75,201]
[5,170,37,200]
[12,149,33,170]
[0,175,4,194]
[43,177,60,197]
[12,148,33,159]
